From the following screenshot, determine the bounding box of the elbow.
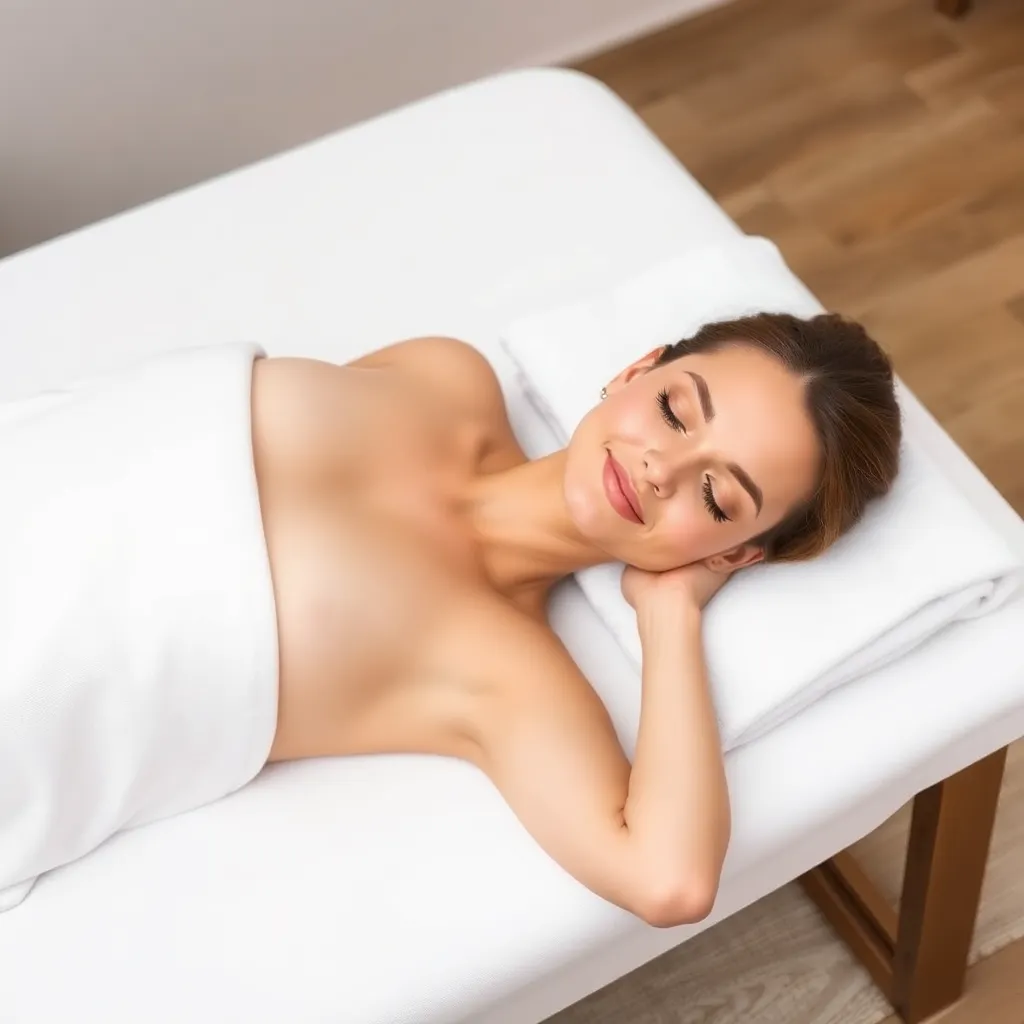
[633,875,719,929]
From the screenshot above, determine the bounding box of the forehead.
[678,344,805,410]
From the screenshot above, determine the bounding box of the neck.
[466,451,607,602]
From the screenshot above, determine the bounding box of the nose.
[642,445,693,498]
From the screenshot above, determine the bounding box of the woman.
[253,310,901,928]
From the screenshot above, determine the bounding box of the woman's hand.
[621,561,733,614]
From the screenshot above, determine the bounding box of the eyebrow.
[728,462,763,517]
[686,370,715,423]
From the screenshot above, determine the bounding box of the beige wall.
[0,0,726,257]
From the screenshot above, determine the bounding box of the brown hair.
[655,311,902,563]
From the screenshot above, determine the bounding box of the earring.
[600,387,607,400]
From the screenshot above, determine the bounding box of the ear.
[703,543,764,574]
[603,346,667,397]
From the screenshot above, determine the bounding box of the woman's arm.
[624,590,731,918]
[476,569,731,928]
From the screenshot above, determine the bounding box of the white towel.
[500,237,1022,751]
[0,343,279,911]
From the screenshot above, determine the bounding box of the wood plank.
[907,48,1024,111]
[1009,292,1024,329]
[777,179,1024,313]
[723,194,839,269]
[678,63,926,199]
[984,67,1024,127]
[773,99,1024,246]
[664,12,957,126]
[907,1,1024,109]
[852,234,1024,334]
[944,378,1024,515]
[878,304,1024,408]
[862,304,1024,514]
[576,0,832,107]
[936,0,971,18]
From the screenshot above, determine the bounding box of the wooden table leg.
[935,0,972,17]
[801,746,1008,1024]
[892,746,1007,1022]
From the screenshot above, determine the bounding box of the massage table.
[1,68,1022,1024]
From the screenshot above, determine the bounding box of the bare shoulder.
[350,336,522,468]
[350,335,507,421]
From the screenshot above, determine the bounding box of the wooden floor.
[578,0,1024,519]
[574,1,1024,1022]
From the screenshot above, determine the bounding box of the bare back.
[253,339,539,764]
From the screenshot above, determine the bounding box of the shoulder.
[350,335,506,418]
[352,335,523,469]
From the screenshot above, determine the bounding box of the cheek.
[645,502,712,568]
[653,496,753,568]
[594,389,657,444]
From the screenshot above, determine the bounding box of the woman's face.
[563,343,821,572]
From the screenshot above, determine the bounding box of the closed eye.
[657,388,686,434]
[703,475,731,523]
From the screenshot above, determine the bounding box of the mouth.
[603,451,644,524]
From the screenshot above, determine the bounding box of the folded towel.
[500,237,1022,751]
[0,343,279,911]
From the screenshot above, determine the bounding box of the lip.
[603,451,644,524]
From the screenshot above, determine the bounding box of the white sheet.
[500,235,1021,750]
[0,68,1022,1024]
[0,343,278,912]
